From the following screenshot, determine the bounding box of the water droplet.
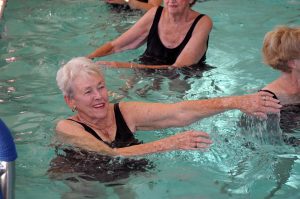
[5,57,17,63]
[7,79,15,83]
[7,87,15,92]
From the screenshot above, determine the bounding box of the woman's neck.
[274,73,300,104]
[281,72,300,93]
[165,8,191,24]
[75,111,114,131]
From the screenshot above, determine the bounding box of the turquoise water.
[1,0,300,198]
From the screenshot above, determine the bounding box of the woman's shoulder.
[262,77,300,103]
[133,6,160,26]
[196,12,213,26]
[55,118,83,135]
[261,79,282,95]
[189,11,212,33]
[189,9,211,19]
[144,5,161,19]
[117,101,136,116]
[144,5,160,15]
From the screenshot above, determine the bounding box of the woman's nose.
[93,90,102,99]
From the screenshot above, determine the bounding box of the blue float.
[0,119,17,199]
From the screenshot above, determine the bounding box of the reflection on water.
[1,0,300,198]
[115,64,215,99]
[0,78,15,103]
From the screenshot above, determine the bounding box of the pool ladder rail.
[0,119,17,199]
[0,0,7,20]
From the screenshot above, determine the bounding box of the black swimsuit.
[48,104,152,183]
[139,6,209,66]
[260,89,300,129]
[260,90,300,139]
[67,103,142,148]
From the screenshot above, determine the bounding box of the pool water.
[1,0,300,198]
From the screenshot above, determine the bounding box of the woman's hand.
[239,91,282,119]
[164,130,212,150]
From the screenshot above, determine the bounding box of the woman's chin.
[92,109,108,118]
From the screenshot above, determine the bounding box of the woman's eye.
[84,90,91,94]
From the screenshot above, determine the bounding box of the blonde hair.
[262,25,300,72]
[56,57,103,98]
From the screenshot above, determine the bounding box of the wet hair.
[262,25,300,72]
[56,57,104,98]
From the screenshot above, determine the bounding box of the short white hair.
[56,57,103,97]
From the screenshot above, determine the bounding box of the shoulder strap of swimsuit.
[182,14,206,45]
[259,89,278,100]
[154,6,163,25]
[190,14,206,33]
[114,103,133,137]
[148,6,163,36]
[66,118,103,141]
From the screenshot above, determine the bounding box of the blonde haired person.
[259,25,300,145]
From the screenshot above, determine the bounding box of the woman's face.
[69,74,109,121]
[164,0,190,14]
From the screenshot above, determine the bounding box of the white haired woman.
[55,57,281,156]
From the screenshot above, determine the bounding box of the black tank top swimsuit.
[139,6,209,66]
[260,89,300,146]
[49,104,151,183]
[67,103,142,148]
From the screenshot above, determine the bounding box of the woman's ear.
[288,59,296,70]
[64,95,75,110]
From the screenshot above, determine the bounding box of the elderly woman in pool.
[55,57,281,156]
[252,26,300,196]
[259,26,300,142]
[87,0,211,69]
[261,26,300,107]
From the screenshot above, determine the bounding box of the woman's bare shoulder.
[55,118,83,135]
[141,6,159,20]
[262,78,284,93]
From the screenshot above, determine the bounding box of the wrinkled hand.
[240,91,282,119]
[106,0,126,5]
[165,130,212,150]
